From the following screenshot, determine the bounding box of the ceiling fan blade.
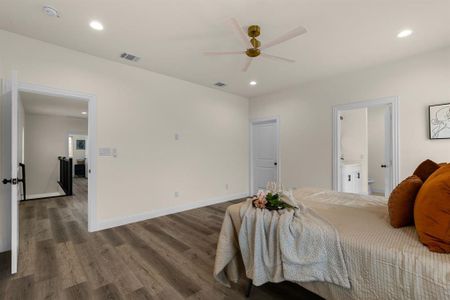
[204,51,245,56]
[230,18,253,49]
[260,26,307,50]
[261,53,295,63]
[242,58,252,72]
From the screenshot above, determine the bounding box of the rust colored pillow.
[414,164,450,253]
[438,162,448,167]
[413,159,440,182]
[388,175,423,228]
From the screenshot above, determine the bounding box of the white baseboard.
[94,192,249,231]
[26,192,64,200]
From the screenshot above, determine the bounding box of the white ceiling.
[20,91,88,118]
[1,0,449,98]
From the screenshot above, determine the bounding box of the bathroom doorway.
[332,97,399,197]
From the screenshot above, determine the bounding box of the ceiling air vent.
[120,52,140,62]
[214,82,226,87]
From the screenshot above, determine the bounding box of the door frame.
[249,116,280,195]
[332,96,399,195]
[18,81,98,232]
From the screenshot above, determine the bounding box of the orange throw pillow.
[413,159,440,182]
[388,175,423,228]
[414,164,450,253]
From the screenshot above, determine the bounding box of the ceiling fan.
[204,18,307,72]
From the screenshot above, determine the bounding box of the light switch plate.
[99,147,112,156]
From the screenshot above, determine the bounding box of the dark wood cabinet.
[74,164,86,177]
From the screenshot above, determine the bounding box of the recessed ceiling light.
[397,29,413,38]
[81,111,87,115]
[89,20,104,31]
[249,81,257,86]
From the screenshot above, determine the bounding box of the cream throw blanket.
[214,191,350,288]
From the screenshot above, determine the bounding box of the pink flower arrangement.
[250,191,267,209]
[249,183,295,211]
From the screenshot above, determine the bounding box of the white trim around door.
[249,117,280,195]
[17,82,98,232]
[332,96,400,195]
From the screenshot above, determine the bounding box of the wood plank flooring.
[0,178,322,299]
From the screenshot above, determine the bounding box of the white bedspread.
[214,188,450,300]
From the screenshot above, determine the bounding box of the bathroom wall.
[340,108,368,194]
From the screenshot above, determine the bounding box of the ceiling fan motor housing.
[246,25,261,57]
[246,48,261,57]
[247,25,260,37]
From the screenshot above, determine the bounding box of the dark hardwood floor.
[0,178,321,299]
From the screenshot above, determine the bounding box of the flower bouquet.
[250,182,296,211]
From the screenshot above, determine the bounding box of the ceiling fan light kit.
[205,19,307,72]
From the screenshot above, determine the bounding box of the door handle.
[274,162,277,166]
[2,178,17,185]
[381,164,387,168]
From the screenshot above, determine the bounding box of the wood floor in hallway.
[0,178,321,300]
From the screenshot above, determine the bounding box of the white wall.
[340,109,368,162]
[24,113,88,196]
[368,106,386,193]
[0,30,249,251]
[250,47,450,190]
[340,108,368,194]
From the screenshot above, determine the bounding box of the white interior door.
[1,72,19,274]
[252,119,278,194]
[384,105,393,196]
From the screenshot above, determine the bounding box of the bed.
[214,187,450,300]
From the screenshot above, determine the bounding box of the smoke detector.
[42,5,59,17]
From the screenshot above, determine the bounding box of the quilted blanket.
[214,191,350,288]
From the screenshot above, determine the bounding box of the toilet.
[368,178,375,195]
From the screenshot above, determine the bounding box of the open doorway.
[2,74,96,274]
[20,92,89,200]
[18,82,96,232]
[332,97,399,197]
